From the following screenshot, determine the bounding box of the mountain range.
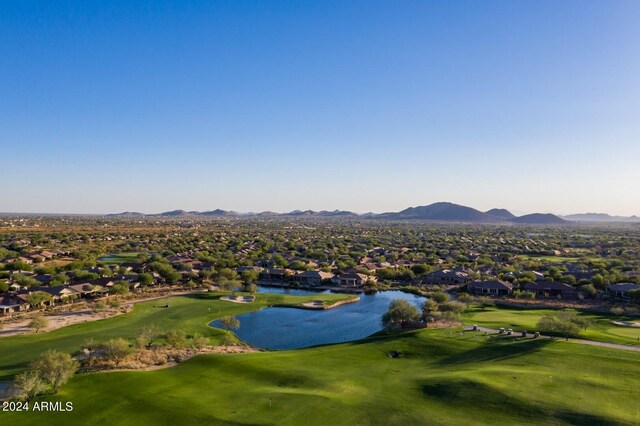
[106,203,640,224]
[560,213,640,223]
[106,202,590,224]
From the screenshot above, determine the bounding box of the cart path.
[464,325,640,352]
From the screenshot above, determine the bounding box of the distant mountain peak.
[379,202,501,223]
[486,208,516,219]
[512,213,566,224]
[562,213,640,222]
[103,202,577,225]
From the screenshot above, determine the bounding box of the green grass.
[0,292,352,382]
[516,255,579,263]
[97,253,141,264]
[463,306,640,346]
[515,255,602,264]
[2,329,640,425]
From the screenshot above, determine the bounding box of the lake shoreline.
[273,296,360,310]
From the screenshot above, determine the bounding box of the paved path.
[464,325,640,352]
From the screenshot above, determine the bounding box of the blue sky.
[1,1,639,215]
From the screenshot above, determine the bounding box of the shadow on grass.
[421,378,623,425]
[436,338,552,367]
[190,355,326,390]
[0,361,30,382]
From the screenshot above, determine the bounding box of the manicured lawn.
[97,253,141,264]
[516,255,602,264]
[0,292,352,381]
[462,306,640,346]
[3,329,640,425]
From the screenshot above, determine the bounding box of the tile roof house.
[522,282,578,299]
[0,294,28,315]
[69,283,108,297]
[259,269,293,282]
[468,280,513,296]
[331,273,375,287]
[425,269,470,285]
[607,283,640,298]
[293,270,334,286]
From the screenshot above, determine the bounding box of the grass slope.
[3,329,640,425]
[97,253,141,264]
[0,292,352,381]
[463,306,640,346]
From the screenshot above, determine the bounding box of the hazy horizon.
[2,1,640,216]
[0,201,637,218]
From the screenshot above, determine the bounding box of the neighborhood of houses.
[2,246,640,316]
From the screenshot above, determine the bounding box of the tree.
[410,263,431,275]
[150,262,181,283]
[82,337,97,352]
[591,274,607,289]
[26,291,52,308]
[558,311,593,331]
[476,296,495,310]
[110,280,130,295]
[138,273,154,286]
[136,323,162,349]
[439,301,465,314]
[536,315,580,339]
[165,330,187,348]
[240,270,259,285]
[629,289,640,301]
[8,260,33,272]
[12,371,46,401]
[512,290,536,300]
[610,306,625,316]
[102,338,132,366]
[93,300,107,311]
[289,260,308,271]
[431,292,448,304]
[29,349,79,392]
[190,332,209,349]
[381,299,420,330]
[457,293,474,310]
[218,277,242,293]
[243,282,257,294]
[219,315,240,332]
[28,314,49,333]
[421,299,439,325]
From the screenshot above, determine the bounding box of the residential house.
[425,269,470,285]
[69,283,108,298]
[607,283,640,299]
[331,273,375,287]
[522,282,578,299]
[468,280,513,296]
[236,266,262,274]
[0,294,27,315]
[36,286,80,301]
[293,270,334,286]
[259,269,292,282]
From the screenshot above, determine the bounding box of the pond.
[210,288,426,350]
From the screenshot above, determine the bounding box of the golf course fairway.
[2,328,639,425]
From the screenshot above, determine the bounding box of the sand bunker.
[612,321,640,327]
[220,295,255,304]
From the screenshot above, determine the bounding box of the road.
[463,325,640,352]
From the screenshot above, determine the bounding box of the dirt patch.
[0,289,204,338]
[83,345,258,373]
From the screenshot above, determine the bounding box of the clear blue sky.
[1,1,639,215]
